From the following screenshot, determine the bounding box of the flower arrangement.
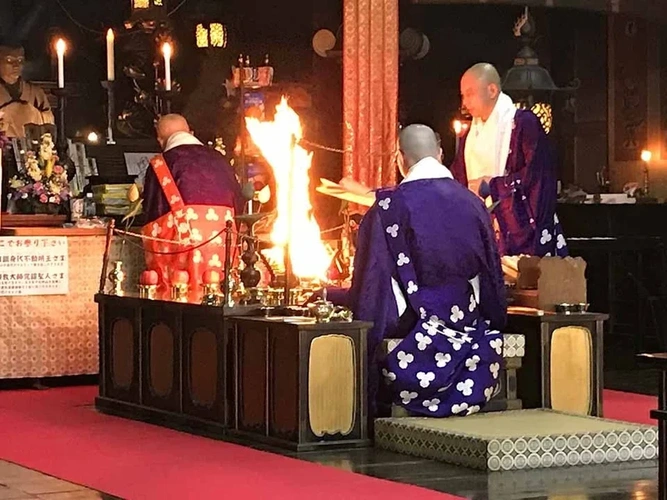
[7,133,70,214]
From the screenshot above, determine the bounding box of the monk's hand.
[339,177,372,196]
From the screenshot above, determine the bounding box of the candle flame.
[641,150,652,163]
[162,42,172,58]
[55,39,66,56]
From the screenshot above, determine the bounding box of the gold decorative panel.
[190,328,217,407]
[149,324,174,397]
[550,326,592,415]
[111,318,134,389]
[308,334,356,437]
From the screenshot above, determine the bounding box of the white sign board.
[0,237,69,296]
[124,152,153,186]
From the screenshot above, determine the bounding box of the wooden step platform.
[375,409,657,472]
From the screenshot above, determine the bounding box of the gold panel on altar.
[550,326,593,415]
[308,334,356,437]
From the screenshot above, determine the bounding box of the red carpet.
[0,387,658,500]
[0,386,459,500]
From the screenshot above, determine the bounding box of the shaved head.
[460,62,502,121]
[156,114,191,148]
[398,124,441,175]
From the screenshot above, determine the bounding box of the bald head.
[156,114,191,149]
[460,62,502,121]
[398,124,441,174]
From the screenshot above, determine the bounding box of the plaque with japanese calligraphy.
[0,237,68,296]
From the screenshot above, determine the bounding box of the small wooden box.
[229,316,372,451]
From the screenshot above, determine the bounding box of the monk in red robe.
[141,114,244,289]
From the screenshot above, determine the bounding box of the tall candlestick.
[162,42,172,91]
[106,29,115,81]
[55,39,66,88]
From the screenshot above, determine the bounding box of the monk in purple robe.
[141,114,244,287]
[450,63,567,257]
[334,124,507,418]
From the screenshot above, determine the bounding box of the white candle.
[162,42,172,91]
[106,29,115,81]
[55,39,66,88]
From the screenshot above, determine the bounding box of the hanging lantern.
[195,23,228,49]
[502,8,577,136]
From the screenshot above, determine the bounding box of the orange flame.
[246,97,331,279]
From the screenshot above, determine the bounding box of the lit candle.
[641,149,652,196]
[106,29,115,81]
[55,39,66,88]
[162,42,172,91]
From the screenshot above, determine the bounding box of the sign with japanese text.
[0,237,69,296]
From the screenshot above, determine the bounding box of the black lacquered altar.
[95,293,371,451]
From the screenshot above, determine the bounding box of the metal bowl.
[555,303,589,314]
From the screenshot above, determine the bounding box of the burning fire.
[245,97,332,280]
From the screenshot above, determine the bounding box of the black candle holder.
[101,80,116,145]
[50,87,70,155]
[155,89,179,115]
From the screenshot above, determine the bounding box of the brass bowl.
[555,303,589,314]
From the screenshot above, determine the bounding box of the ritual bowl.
[555,303,589,314]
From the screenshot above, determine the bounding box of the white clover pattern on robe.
[397,351,414,369]
[210,231,223,245]
[423,316,441,336]
[166,215,175,228]
[465,355,480,371]
[554,213,560,224]
[386,224,399,238]
[379,198,391,210]
[419,307,427,319]
[544,252,551,257]
[150,222,161,237]
[423,398,440,412]
[484,386,495,401]
[457,378,474,396]
[407,281,418,295]
[540,229,552,245]
[190,228,203,242]
[469,295,477,313]
[490,362,500,379]
[397,253,410,267]
[416,371,435,388]
[224,210,233,222]
[205,208,220,221]
[451,402,469,415]
[472,343,479,350]
[192,250,203,264]
[185,208,199,221]
[466,405,480,416]
[178,222,190,234]
[161,177,172,186]
[490,338,503,355]
[415,332,432,351]
[400,390,418,404]
[556,233,566,249]
[169,194,182,205]
[435,352,451,368]
[450,305,464,323]
[382,368,396,384]
[208,254,222,268]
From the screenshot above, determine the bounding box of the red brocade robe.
[141,145,243,288]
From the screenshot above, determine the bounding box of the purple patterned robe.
[450,109,568,257]
[344,176,507,417]
[143,145,244,225]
